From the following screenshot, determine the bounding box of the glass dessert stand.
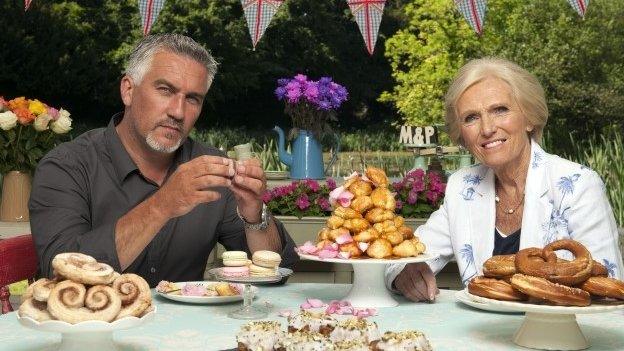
[463,290,624,350]
[209,267,293,320]
[17,306,156,351]
[298,253,439,308]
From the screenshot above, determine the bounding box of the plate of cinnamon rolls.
[461,239,624,312]
[17,252,155,329]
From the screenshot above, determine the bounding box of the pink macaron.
[221,265,250,278]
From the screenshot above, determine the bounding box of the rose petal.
[357,242,369,252]
[300,302,312,309]
[338,251,351,259]
[325,305,338,314]
[344,171,359,180]
[318,249,339,259]
[278,309,292,317]
[335,233,353,245]
[307,299,324,308]
[330,243,339,250]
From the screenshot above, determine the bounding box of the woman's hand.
[394,262,439,302]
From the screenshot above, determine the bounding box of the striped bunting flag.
[241,0,284,49]
[347,0,386,55]
[138,0,166,36]
[25,0,33,11]
[455,0,488,36]
[567,0,590,18]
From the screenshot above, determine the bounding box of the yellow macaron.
[222,251,249,267]
[249,264,277,277]
[252,250,282,268]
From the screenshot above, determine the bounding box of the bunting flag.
[241,0,284,49]
[455,0,488,36]
[347,0,386,56]
[567,0,589,18]
[24,0,33,11]
[138,0,166,36]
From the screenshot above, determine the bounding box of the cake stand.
[298,253,439,308]
[17,306,156,351]
[209,267,293,320]
[463,290,624,350]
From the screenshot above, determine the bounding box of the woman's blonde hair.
[444,57,548,145]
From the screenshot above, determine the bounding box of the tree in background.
[0,0,408,131]
[381,0,624,145]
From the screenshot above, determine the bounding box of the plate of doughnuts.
[156,281,258,304]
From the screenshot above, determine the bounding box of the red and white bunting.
[25,0,33,11]
[567,0,590,18]
[347,0,386,55]
[455,0,488,36]
[241,0,284,49]
[138,0,166,36]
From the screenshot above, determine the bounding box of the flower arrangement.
[392,169,446,217]
[0,96,72,174]
[275,74,348,138]
[262,178,337,219]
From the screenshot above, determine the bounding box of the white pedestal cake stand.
[299,253,439,308]
[17,307,156,351]
[463,290,624,350]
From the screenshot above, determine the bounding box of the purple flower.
[407,190,418,205]
[294,74,308,82]
[426,190,440,204]
[261,191,273,203]
[392,181,403,192]
[317,197,331,211]
[296,194,310,210]
[413,179,425,192]
[326,178,337,190]
[395,199,403,210]
[305,179,320,192]
[275,87,287,100]
[304,83,319,101]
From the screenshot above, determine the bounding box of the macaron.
[252,250,282,268]
[222,251,249,267]
[221,265,250,278]
[249,264,277,277]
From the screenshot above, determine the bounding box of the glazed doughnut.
[365,167,389,187]
[392,240,418,258]
[52,252,116,285]
[366,238,393,259]
[483,255,516,278]
[350,196,373,213]
[32,278,59,302]
[510,274,591,306]
[398,226,414,240]
[352,227,380,243]
[339,242,363,258]
[370,188,395,211]
[381,231,404,246]
[47,280,122,323]
[579,277,624,300]
[18,298,53,322]
[112,274,152,319]
[468,276,527,301]
[334,207,363,219]
[365,208,394,223]
[348,180,373,197]
[541,239,593,285]
[343,218,371,233]
[327,216,345,229]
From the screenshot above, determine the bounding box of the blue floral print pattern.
[460,174,483,201]
[532,151,543,169]
[459,244,477,285]
[542,174,581,244]
[603,259,617,278]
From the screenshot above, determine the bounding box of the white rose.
[33,113,53,132]
[0,111,18,131]
[50,109,72,134]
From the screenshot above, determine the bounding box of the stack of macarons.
[221,251,251,278]
[250,251,282,277]
[221,250,282,278]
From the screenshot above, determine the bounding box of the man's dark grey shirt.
[29,115,299,287]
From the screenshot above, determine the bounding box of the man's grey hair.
[125,33,218,87]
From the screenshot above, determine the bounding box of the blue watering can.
[273,126,339,179]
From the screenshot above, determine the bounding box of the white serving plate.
[157,281,257,304]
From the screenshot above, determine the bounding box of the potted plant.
[0,96,72,221]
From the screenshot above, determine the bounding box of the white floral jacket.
[386,140,624,290]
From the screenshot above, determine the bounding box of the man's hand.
[153,155,234,219]
[230,158,266,222]
[394,262,439,302]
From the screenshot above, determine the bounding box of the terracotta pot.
[0,171,32,222]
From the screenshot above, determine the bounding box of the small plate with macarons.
[156,281,258,304]
[210,250,293,284]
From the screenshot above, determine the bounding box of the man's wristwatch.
[236,203,270,231]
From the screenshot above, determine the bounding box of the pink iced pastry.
[181,284,207,296]
[221,265,250,277]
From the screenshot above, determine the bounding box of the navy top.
[492,228,521,256]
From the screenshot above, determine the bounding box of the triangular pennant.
[567,0,590,18]
[138,0,166,36]
[241,0,284,49]
[25,0,33,11]
[347,0,386,55]
[455,0,488,36]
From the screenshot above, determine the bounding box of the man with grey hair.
[29,34,299,286]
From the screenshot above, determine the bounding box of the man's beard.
[145,129,183,154]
